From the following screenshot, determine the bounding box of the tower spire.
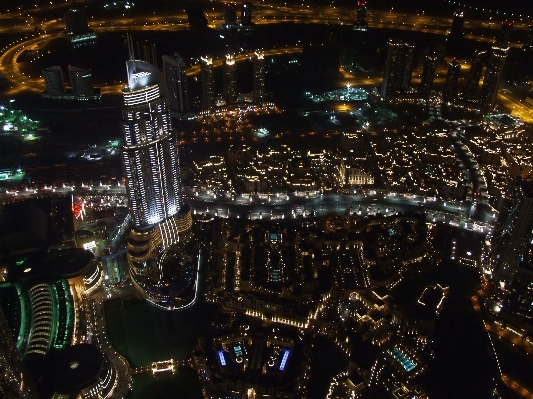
[127,33,135,61]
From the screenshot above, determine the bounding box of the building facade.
[121,57,193,303]
[68,66,94,97]
[443,59,461,103]
[43,66,66,96]
[201,55,214,113]
[353,1,368,31]
[162,53,190,114]
[382,40,414,99]
[224,53,237,105]
[480,45,508,112]
[253,50,265,105]
[465,49,486,100]
[419,53,437,101]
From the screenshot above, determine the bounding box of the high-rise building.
[504,261,533,320]
[65,8,89,35]
[419,53,437,100]
[121,40,193,304]
[496,20,514,48]
[162,53,190,114]
[480,45,508,112]
[524,25,533,50]
[122,63,182,229]
[200,55,214,112]
[187,3,208,31]
[136,41,158,68]
[443,58,461,103]
[241,1,252,26]
[224,53,236,105]
[381,39,414,99]
[494,180,533,282]
[401,44,415,90]
[519,25,533,84]
[465,49,486,100]
[0,308,37,399]
[43,66,66,96]
[449,11,464,42]
[224,2,238,28]
[353,1,368,31]
[68,66,94,97]
[253,49,265,105]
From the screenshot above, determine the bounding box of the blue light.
[391,348,415,372]
[279,349,290,371]
[218,350,226,366]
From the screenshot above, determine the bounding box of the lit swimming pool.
[390,348,415,372]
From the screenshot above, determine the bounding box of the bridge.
[131,358,194,376]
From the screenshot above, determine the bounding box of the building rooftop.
[0,248,94,285]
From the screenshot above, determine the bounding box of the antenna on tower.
[127,33,135,61]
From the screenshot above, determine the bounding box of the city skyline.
[1,0,533,398]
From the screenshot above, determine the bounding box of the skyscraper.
[43,66,66,96]
[465,49,486,100]
[136,41,158,68]
[381,39,414,99]
[400,44,415,90]
[241,1,252,26]
[64,8,89,35]
[187,3,208,32]
[419,53,437,101]
[480,45,508,112]
[494,180,533,282]
[448,11,464,43]
[162,53,190,114]
[0,308,37,399]
[443,58,461,103]
[524,25,533,50]
[253,49,265,105]
[353,1,368,31]
[200,55,214,112]
[224,2,238,28]
[496,20,514,48]
[224,53,236,105]
[68,66,94,97]
[121,37,193,305]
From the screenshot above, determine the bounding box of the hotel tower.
[121,36,193,307]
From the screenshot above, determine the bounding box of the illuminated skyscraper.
[162,53,190,114]
[121,36,193,305]
[480,45,508,112]
[465,49,486,100]
[253,50,265,105]
[68,66,94,97]
[200,55,214,112]
[224,53,236,105]
[419,53,437,100]
[43,66,66,96]
[382,39,414,99]
[353,1,368,31]
[443,58,461,103]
